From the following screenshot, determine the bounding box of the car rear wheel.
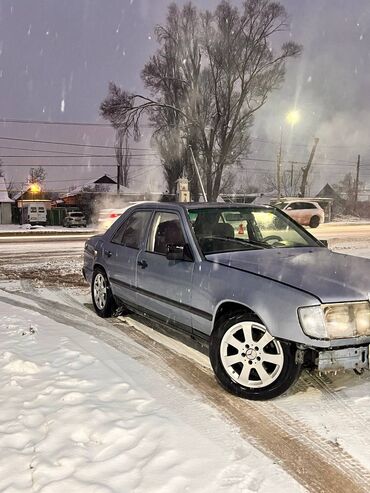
[92,268,117,317]
[209,312,301,400]
[309,215,320,228]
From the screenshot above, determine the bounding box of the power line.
[0,146,158,158]
[0,117,157,128]
[3,163,162,168]
[0,153,159,159]
[0,135,153,151]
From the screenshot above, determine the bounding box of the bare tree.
[102,1,301,200]
[100,83,133,189]
[0,158,4,178]
[29,166,46,184]
[333,172,364,208]
[264,167,303,196]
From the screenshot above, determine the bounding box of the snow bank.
[0,297,303,493]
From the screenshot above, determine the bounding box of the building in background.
[0,176,14,224]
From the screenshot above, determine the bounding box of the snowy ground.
[0,225,96,233]
[0,286,304,493]
[1,239,370,492]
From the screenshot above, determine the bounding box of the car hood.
[207,247,370,303]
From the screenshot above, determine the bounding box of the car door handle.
[104,250,112,258]
[137,259,148,269]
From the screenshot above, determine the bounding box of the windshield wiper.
[223,237,272,249]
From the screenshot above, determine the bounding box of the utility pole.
[117,163,121,194]
[276,128,283,199]
[354,154,361,210]
[300,137,319,197]
[189,145,208,202]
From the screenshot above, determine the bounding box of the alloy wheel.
[220,321,284,388]
[93,273,107,310]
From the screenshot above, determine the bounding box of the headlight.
[298,306,327,339]
[299,302,370,339]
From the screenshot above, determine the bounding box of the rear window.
[111,210,152,248]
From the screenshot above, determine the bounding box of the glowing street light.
[29,183,41,194]
[286,109,300,126]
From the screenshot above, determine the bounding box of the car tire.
[209,311,301,400]
[309,215,320,228]
[91,268,117,318]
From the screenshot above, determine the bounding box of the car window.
[147,212,186,255]
[38,207,45,212]
[30,207,37,213]
[301,202,316,209]
[189,207,320,254]
[111,210,151,249]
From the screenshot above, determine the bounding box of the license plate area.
[317,346,368,372]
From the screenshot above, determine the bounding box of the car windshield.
[188,207,320,255]
[70,213,83,217]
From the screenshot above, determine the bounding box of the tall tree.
[100,83,132,189]
[102,1,301,200]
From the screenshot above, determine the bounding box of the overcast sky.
[1,0,370,193]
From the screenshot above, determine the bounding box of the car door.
[136,210,194,332]
[288,202,306,223]
[300,202,317,225]
[103,210,152,306]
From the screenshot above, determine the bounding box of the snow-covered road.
[2,240,370,492]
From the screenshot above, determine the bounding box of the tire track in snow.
[113,320,370,493]
[1,288,370,493]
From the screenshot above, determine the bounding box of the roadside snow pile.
[0,298,303,493]
[331,215,370,223]
[0,225,96,233]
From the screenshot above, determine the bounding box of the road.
[312,222,370,241]
[0,221,370,255]
[1,223,370,491]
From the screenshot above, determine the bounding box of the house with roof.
[60,175,121,207]
[0,176,14,224]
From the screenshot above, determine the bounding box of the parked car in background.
[83,202,370,400]
[97,208,127,231]
[21,203,47,226]
[63,211,87,228]
[97,203,146,231]
[274,200,325,228]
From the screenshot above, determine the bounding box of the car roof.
[131,201,272,211]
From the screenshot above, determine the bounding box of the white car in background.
[97,208,128,231]
[274,200,325,228]
[97,202,151,230]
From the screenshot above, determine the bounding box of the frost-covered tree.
[100,83,132,188]
[101,1,301,200]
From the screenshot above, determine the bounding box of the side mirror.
[286,206,292,211]
[320,239,328,247]
[166,244,193,261]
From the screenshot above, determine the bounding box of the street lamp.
[286,109,300,126]
[277,109,300,199]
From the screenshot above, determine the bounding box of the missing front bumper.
[317,346,369,372]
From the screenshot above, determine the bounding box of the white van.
[22,203,47,226]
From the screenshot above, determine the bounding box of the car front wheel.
[92,268,117,317]
[209,312,301,400]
